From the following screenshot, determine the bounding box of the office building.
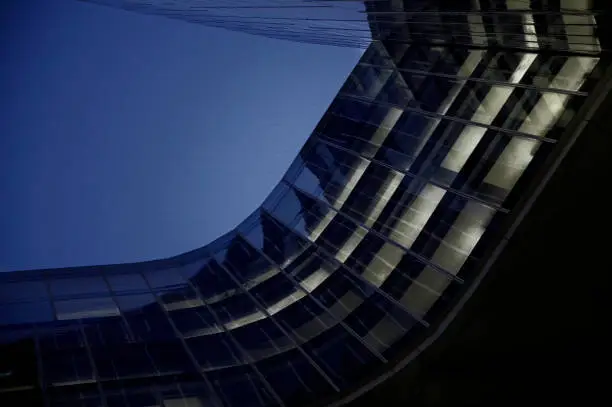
[2,1,611,406]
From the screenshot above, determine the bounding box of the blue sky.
[0,0,362,271]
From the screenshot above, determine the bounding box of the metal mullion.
[235,232,388,364]
[359,62,589,96]
[138,273,224,407]
[182,267,287,407]
[260,208,430,327]
[211,256,341,392]
[33,327,50,407]
[337,91,558,143]
[284,180,464,284]
[315,134,510,213]
[99,273,136,342]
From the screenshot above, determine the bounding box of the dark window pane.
[0,301,54,325]
[144,269,185,290]
[44,349,94,385]
[208,366,274,407]
[49,277,108,297]
[116,293,156,312]
[106,273,149,294]
[55,297,119,320]
[0,281,48,303]
[186,334,242,369]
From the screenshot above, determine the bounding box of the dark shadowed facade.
[2,1,611,406]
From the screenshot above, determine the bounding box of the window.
[106,273,149,294]
[144,268,186,290]
[55,297,119,320]
[115,293,156,312]
[0,301,54,325]
[49,277,108,298]
[0,281,48,303]
[156,285,203,311]
[208,366,274,407]
[169,306,216,337]
[44,349,94,385]
[186,334,242,370]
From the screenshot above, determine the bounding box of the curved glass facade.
[2,2,611,407]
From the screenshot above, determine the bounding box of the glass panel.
[302,325,381,388]
[0,326,34,345]
[156,285,203,311]
[255,349,337,405]
[0,337,38,392]
[0,281,48,303]
[55,297,119,320]
[215,239,273,287]
[208,365,275,407]
[44,348,94,385]
[83,316,130,347]
[169,305,218,338]
[179,258,209,280]
[106,273,149,294]
[39,324,84,352]
[239,211,310,269]
[173,381,218,407]
[188,260,236,302]
[106,392,160,407]
[147,341,193,375]
[209,291,261,331]
[49,277,109,298]
[230,317,286,362]
[123,302,175,342]
[0,301,55,325]
[262,184,307,236]
[92,343,157,380]
[115,293,156,312]
[144,268,186,290]
[186,333,242,370]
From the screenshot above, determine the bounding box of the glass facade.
[2,1,611,406]
[365,0,609,54]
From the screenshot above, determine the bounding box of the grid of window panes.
[366,0,606,54]
[1,30,608,407]
[81,0,608,53]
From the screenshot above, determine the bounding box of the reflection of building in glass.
[2,1,612,406]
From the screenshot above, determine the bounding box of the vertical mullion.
[33,327,49,407]
[99,273,136,341]
[78,323,107,407]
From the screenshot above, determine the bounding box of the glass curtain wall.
[1,1,610,406]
